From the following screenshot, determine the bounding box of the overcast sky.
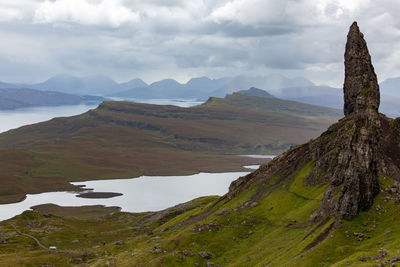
[0,0,399,86]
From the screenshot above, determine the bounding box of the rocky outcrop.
[314,22,381,220]
[228,22,399,221]
[343,22,380,116]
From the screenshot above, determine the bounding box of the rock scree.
[228,21,400,221]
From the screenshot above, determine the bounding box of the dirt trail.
[7,222,50,250]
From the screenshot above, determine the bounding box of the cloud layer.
[0,0,399,86]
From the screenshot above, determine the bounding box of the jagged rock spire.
[228,22,385,222]
[344,22,380,116]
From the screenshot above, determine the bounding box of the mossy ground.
[1,163,399,266]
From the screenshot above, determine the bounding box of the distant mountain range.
[0,74,147,96]
[0,74,399,115]
[0,74,315,99]
[0,88,105,110]
[111,76,233,99]
[273,83,400,117]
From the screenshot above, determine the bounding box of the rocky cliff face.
[228,22,400,221]
[314,21,381,220]
[344,22,380,116]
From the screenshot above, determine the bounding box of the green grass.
[1,161,399,266]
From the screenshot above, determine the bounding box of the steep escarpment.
[229,22,397,221]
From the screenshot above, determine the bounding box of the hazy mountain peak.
[118,78,148,91]
[238,87,275,98]
[150,78,182,86]
[186,76,211,83]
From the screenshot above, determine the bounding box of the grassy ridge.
[0,94,340,204]
[2,163,399,266]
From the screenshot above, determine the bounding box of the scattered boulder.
[378,248,389,257]
[181,249,194,257]
[250,202,259,207]
[192,224,219,233]
[353,232,364,238]
[199,251,212,259]
[217,208,229,215]
[389,255,400,263]
[359,256,367,262]
[152,246,163,254]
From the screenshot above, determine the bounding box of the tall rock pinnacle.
[344,22,380,116]
[229,22,384,221]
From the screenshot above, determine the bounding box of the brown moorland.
[0,93,340,204]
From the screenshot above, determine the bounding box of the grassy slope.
[1,161,399,266]
[0,94,340,204]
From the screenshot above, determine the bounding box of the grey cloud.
[0,0,399,87]
[203,22,301,37]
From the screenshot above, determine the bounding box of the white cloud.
[0,7,23,21]
[34,0,140,27]
[0,0,400,86]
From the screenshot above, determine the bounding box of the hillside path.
[7,222,49,250]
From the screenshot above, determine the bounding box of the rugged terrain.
[0,22,399,266]
[0,93,339,204]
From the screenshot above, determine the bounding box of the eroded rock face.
[344,22,380,116]
[228,22,394,221]
[308,22,382,220]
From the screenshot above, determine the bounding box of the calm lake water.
[0,172,249,221]
[0,105,97,133]
[0,102,273,222]
[240,155,276,159]
[108,97,204,108]
[0,99,204,133]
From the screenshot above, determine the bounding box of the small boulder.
[115,240,124,245]
[181,249,194,257]
[217,208,228,215]
[152,246,163,254]
[199,251,212,259]
[250,202,259,207]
